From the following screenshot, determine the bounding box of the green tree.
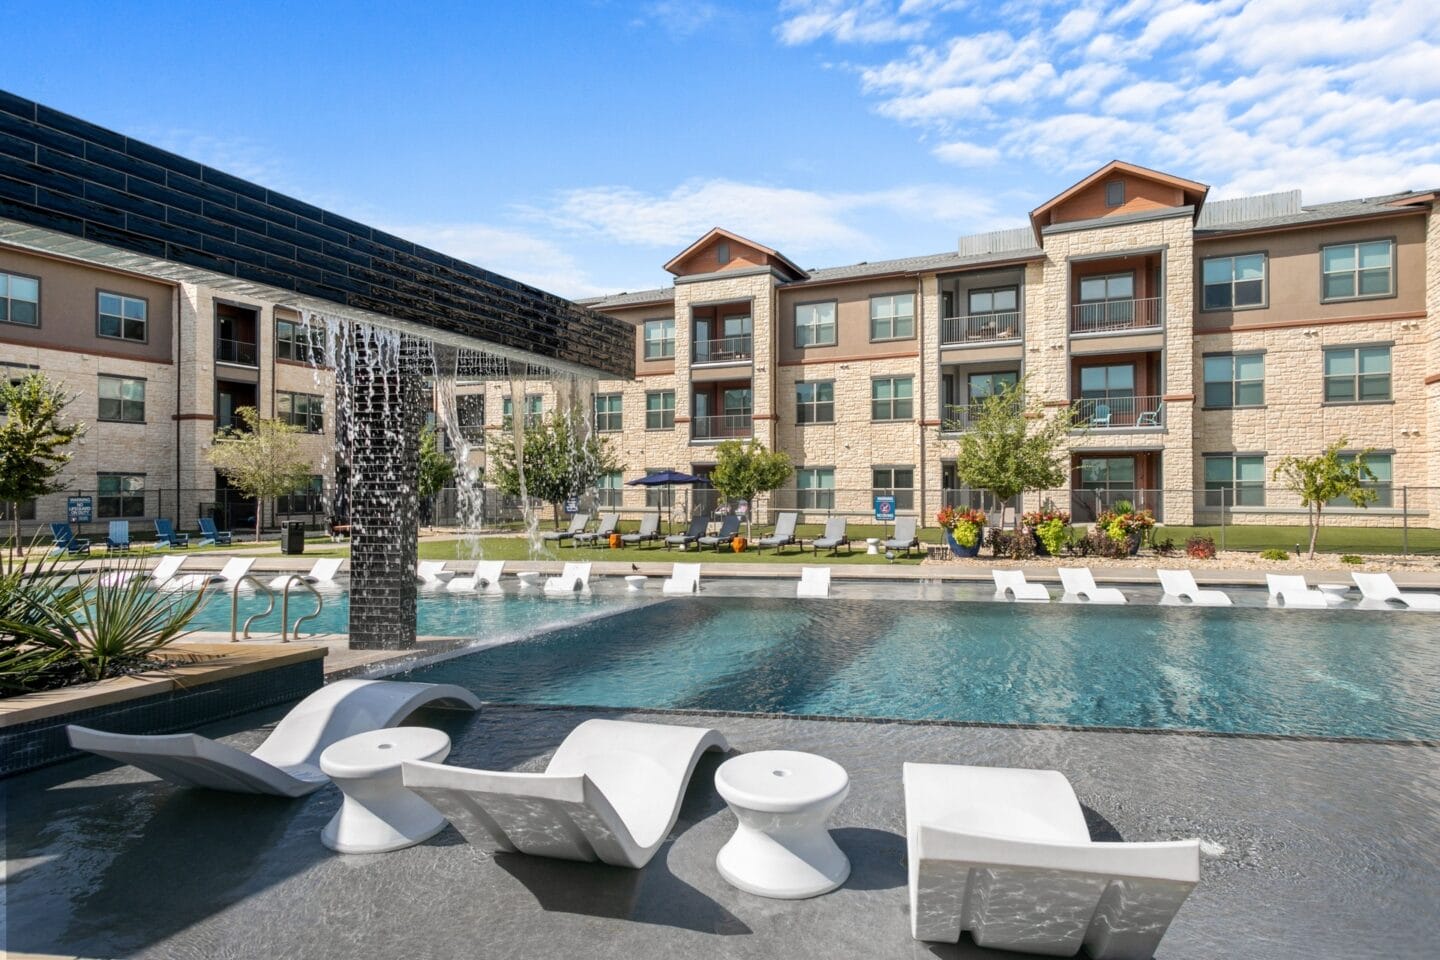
[488,405,618,529]
[709,440,793,539]
[1273,438,1377,558]
[949,380,1074,530]
[207,407,316,543]
[0,374,85,554]
[417,425,461,528]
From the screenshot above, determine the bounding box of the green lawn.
[1155,524,1440,556]
[417,528,931,565]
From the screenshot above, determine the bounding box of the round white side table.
[515,571,541,589]
[319,727,451,854]
[865,538,880,555]
[1318,583,1351,603]
[624,575,648,591]
[714,750,850,899]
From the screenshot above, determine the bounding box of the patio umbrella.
[626,471,707,534]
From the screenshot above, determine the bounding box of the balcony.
[216,338,258,365]
[940,311,1022,346]
[691,413,752,442]
[1070,297,1161,335]
[693,335,753,364]
[1071,395,1164,430]
[941,400,1022,432]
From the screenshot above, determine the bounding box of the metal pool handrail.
[280,575,324,642]
[231,574,276,642]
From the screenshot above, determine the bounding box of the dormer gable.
[1029,161,1209,242]
[664,227,808,280]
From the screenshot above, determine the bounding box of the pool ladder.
[228,574,324,643]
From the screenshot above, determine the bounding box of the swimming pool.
[393,596,1440,741]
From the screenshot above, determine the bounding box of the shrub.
[1072,528,1129,559]
[1033,517,1069,556]
[1259,548,1289,561]
[1185,536,1217,559]
[1152,537,1178,557]
[1341,554,1365,565]
[988,527,1037,560]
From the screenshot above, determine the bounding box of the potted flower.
[1022,506,1071,557]
[1096,500,1155,556]
[731,535,747,553]
[937,505,987,558]
[608,532,622,549]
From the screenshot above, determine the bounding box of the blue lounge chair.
[197,517,232,547]
[49,522,90,556]
[154,518,190,549]
[105,520,131,553]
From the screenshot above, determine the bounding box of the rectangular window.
[1322,240,1394,301]
[97,473,145,518]
[644,467,673,509]
[872,466,915,511]
[796,467,835,510]
[643,318,675,360]
[455,394,485,441]
[1334,452,1392,508]
[0,272,39,326]
[871,377,914,422]
[869,293,915,340]
[645,390,675,430]
[98,291,147,342]
[277,391,325,433]
[1076,456,1136,492]
[278,476,325,514]
[1203,454,1266,507]
[502,394,543,427]
[795,301,837,347]
[276,318,325,363]
[1105,180,1125,207]
[596,470,623,509]
[1202,254,1266,310]
[1323,345,1391,403]
[1202,353,1264,408]
[796,381,835,424]
[594,393,623,432]
[97,375,146,423]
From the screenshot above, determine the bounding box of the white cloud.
[775,0,959,44]
[933,140,1003,166]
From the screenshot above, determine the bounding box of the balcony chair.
[1089,403,1112,428]
[1135,401,1163,427]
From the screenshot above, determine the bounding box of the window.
[276,318,325,363]
[1334,452,1392,507]
[1323,345,1390,403]
[643,318,675,360]
[502,394,543,427]
[98,291,147,342]
[796,381,834,424]
[871,377,913,421]
[278,476,325,514]
[455,394,485,441]
[1204,454,1266,507]
[97,473,145,518]
[1075,272,1138,330]
[716,241,731,265]
[1076,457,1135,492]
[0,271,39,326]
[595,393,623,432]
[1202,254,1266,310]
[97,375,145,423]
[872,466,915,511]
[1105,180,1125,207]
[0,499,36,522]
[1202,353,1264,408]
[795,301,836,347]
[967,286,1020,339]
[645,390,675,430]
[870,293,915,340]
[1079,273,1134,304]
[644,468,673,509]
[596,470,623,509]
[1322,241,1393,301]
[278,392,324,433]
[796,467,835,510]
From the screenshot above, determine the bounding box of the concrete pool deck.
[5,702,1437,959]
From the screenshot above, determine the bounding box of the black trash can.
[280,521,306,555]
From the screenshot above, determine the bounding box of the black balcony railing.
[693,335,753,364]
[216,338,258,365]
[691,413,752,441]
[1070,297,1161,334]
[940,311,1022,345]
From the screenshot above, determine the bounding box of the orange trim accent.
[636,367,676,377]
[1041,400,1069,407]
[777,351,919,367]
[172,413,215,421]
[920,418,942,426]
[1425,373,1440,386]
[1194,310,1425,335]
[674,416,691,424]
[0,336,174,365]
[1161,393,1195,402]
[751,413,779,422]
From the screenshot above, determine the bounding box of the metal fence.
[13,487,335,543]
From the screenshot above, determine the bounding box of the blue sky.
[4,0,1438,298]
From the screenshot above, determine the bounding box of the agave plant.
[0,547,85,694]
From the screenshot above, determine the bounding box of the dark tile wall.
[0,90,634,379]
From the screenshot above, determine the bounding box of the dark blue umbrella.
[626,471,707,533]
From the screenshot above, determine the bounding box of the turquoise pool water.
[394,597,1440,741]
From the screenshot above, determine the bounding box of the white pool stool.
[319,727,451,854]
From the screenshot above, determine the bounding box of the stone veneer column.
[346,330,427,649]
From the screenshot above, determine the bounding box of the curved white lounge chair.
[543,561,591,594]
[446,561,506,592]
[163,556,255,591]
[662,562,701,594]
[1058,567,1126,604]
[1266,574,1328,608]
[417,560,454,588]
[1157,569,1231,606]
[904,762,1200,958]
[797,566,831,598]
[267,558,345,591]
[992,570,1049,602]
[401,718,729,868]
[100,555,187,588]
[1352,572,1440,611]
[66,679,481,798]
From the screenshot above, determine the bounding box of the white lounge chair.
[100,555,187,588]
[401,718,729,868]
[163,556,256,591]
[1266,574,1328,608]
[416,560,454,588]
[267,558,344,591]
[904,762,1200,958]
[66,679,481,798]
[662,562,701,594]
[446,561,506,592]
[543,561,591,594]
[1058,567,1126,604]
[1353,572,1440,611]
[992,570,1049,602]
[1157,569,1231,606]
[542,513,590,544]
[797,566,831,598]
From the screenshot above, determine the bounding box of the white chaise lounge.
[662,562,701,594]
[1266,574,1329,608]
[417,560,454,588]
[992,570,1049,602]
[67,679,481,798]
[1058,567,1126,604]
[544,562,592,594]
[797,566,831,598]
[163,556,255,591]
[904,762,1200,959]
[446,561,506,592]
[267,558,344,591]
[100,555,187,588]
[1353,572,1440,611]
[401,718,729,868]
[1158,569,1231,606]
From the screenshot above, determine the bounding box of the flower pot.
[732,536,747,553]
[608,533,622,549]
[1029,531,1050,557]
[944,528,979,558]
[1128,535,1141,556]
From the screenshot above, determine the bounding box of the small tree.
[1273,438,1376,558]
[0,374,86,554]
[207,407,317,543]
[488,406,618,529]
[950,380,1074,530]
[417,425,457,527]
[709,440,793,539]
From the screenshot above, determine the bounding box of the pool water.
[394,596,1440,741]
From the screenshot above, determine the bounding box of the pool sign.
[563,496,580,514]
[873,495,896,522]
[67,496,93,523]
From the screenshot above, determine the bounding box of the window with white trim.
[869,293,914,340]
[645,391,674,430]
[594,393,622,432]
[0,272,39,326]
[643,318,675,360]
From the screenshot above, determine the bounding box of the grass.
[1155,524,1440,556]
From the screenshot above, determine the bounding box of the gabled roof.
[662,227,808,280]
[1029,160,1209,242]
